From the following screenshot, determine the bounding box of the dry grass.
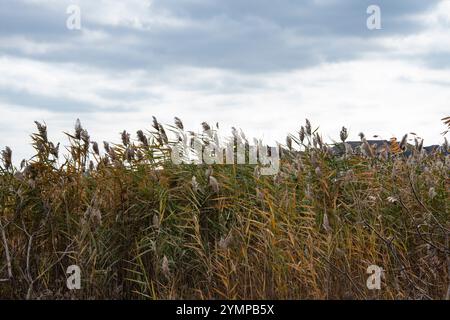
[0,118,449,300]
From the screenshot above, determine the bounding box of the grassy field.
[0,118,449,300]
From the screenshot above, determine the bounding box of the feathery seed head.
[191,176,200,192]
[49,142,60,158]
[399,134,408,150]
[362,140,374,158]
[152,214,160,229]
[174,117,184,130]
[80,129,90,145]
[322,213,332,233]
[359,132,365,141]
[202,122,211,132]
[92,141,100,155]
[158,125,168,145]
[124,146,135,162]
[152,116,160,131]
[74,119,83,140]
[136,130,148,147]
[162,256,170,277]
[299,126,305,143]
[121,130,130,146]
[340,126,348,142]
[34,121,48,142]
[20,159,26,170]
[218,232,233,250]
[108,147,116,161]
[286,136,292,150]
[1,146,12,170]
[305,119,312,136]
[428,187,437,200]
[209,176,220,193]
[231,127,239,142]
[103,141,110,153]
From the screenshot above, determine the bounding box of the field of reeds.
[0,117,449,300]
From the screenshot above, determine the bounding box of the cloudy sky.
[1,0,449,161]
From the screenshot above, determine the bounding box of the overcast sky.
[1,0,449,161]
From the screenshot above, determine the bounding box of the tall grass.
[0,118,449,300]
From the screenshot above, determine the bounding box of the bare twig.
[445,233,450,300]
[363,220,432,299]
[25,233,34,297]
[25,239,75,300]
[315,249,365,299]
[398,198,449,254]
[408,172,448,233]
[0,219,13,280]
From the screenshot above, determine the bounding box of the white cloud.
[0,36,69,55]
[375,2,450,57]
[1,55,448,162]
[0,56,146,109]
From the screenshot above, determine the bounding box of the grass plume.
[0,118,449,300]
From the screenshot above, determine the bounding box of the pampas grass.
[0,118,448,300]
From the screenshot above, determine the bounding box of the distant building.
[331,140,449,156]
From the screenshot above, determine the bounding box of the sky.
[1,0,449,161]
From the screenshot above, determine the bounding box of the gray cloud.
[0,88,133,113]
[0,0,442,73]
